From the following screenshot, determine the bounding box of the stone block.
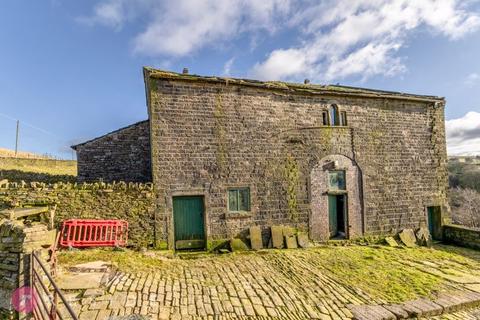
[230,239,249,252]
[249,226,262,250]
[398,229,417,247]
[271,226,284,249]
[285,235,298,249]
[69,261,111,273]
[383,304,408,319]
[384,237,398,247]
[296,233,310,248]
[56,272,107,290]
[402,298,442,317]
[347,304,396,320]
[415,227,432,247]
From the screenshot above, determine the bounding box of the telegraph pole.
[15,120,19,157]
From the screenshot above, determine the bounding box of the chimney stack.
[304,79,310,84]
[182,67,189,74]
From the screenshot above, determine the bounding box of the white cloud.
[222,58,235,76]
[80,0,291,56]
[77,0,127,30]
[465,73,480,87]
[253,0,480,81]
[80,0,480,81]
[446,111,480,155]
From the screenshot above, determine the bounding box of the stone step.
[68,260,111,273]
[348,290,480,320]
[56,272,109,290]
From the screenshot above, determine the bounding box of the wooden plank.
[175,239,205,250]
[0,207,49,220]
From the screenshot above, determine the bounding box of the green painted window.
[228,188,251,211]
[328,171,346,190]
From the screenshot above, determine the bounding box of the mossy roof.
[143,67,445,103]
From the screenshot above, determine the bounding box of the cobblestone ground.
[63,247,480,320]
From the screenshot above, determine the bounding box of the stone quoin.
[72,68,449,249]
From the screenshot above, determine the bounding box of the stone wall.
[0,182,156,248]
[0,220,52,317]
[74,120,151,183]
[443,224,480,250]
[146,73,448,246]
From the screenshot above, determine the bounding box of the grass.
[57,243,480,303]
[57,248,174,273]
[0,157,76,182]
[307,246,451,302]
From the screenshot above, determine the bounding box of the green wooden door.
[427,206,442,240]
[173,196,205,250]
[328,195,337,238]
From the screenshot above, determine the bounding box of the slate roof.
[71,120,148,150]
[143,67,445,103]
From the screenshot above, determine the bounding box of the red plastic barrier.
[60,219,128,248]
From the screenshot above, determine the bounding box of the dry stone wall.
[74,120,151,183]
[443,224,480,250]
[0,182,156,248]
[0,221,51,317]
[147,77,448,245]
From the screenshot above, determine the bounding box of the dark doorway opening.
[427,206,442,240]
[328,194,347,239]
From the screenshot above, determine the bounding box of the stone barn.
[72,120,151,183]
[73,67,449,249]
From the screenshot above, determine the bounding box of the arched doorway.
[310,155,363,241]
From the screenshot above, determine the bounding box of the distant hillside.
[0,147,54,159]
[448,159,480,192]
[0,157,77,183]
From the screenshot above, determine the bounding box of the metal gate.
[31,251,79,320]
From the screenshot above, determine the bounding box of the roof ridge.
[143,67,444,102]
[71,119,148,150]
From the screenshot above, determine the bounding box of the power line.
[0,112,58,138]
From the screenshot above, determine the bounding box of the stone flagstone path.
[58,247,480,319]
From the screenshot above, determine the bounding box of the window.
[340,111,347,126]
[328,171,346,190]
[322,111,329,125]
[329,105,340,126]
[228,188,251,211]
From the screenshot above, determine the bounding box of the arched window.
[329,104,339,126]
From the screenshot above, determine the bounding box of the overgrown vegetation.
[448,161,480,192]
[0,157,76,183]
[57,244,480,303]
[58,248,172,273]
[448,159,480,229]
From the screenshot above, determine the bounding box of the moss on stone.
[206,239,229,252]
[213,93,227,173]
[284,154,299,221]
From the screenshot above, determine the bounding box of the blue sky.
[1,0,480,158]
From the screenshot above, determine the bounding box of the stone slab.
[383,304,408,319]
[398,229,417,247]
[249,226,263,250]
[296,233,310,248]
[69,261,111,273]
[57,272,107,290]
[271,226,284,249]
[282,227,295,237]
[402,298,442,317]
[347,304,395,320]
[230,239,249,252]
[83,288,105,298]
[415,227,432,247]
[384,237,398,247]
[285,235,298,249]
